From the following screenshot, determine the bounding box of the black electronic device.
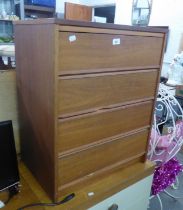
[0,120,19,192]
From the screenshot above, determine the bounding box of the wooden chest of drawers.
[14,19,167,201]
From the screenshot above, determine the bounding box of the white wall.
[149,0,183,63]
[115,0,183,77]
[115,0,133,25]
[79,0,116,6]
[56,0,116,13]
[149,0,183,76]
[56,0,80,13]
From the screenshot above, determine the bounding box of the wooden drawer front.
[58,70,158,116]
[58,101,153,152]
[58,32,163,73]
[58,129,148,186]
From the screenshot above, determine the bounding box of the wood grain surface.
[14,18,168,34]
[0,161,154,210]
[14,20,166,201]
[58,129,148,186]
[58,70,158,116]
[65,2,92,21]
[58,32,163,73]
[14,24,57,201]
[58,101,153,152]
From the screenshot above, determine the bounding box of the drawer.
[58,70,158,116]
[58,129,148,186]
[58,32,163,74]
[88,175,153,210]
[58,101,153,152]
[88,194,150,210]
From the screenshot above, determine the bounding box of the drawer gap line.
[58,29,164,38]
[58,126,150,158]
[58,153,145,191]
[58,99,154,122]
[58,69,159,79]
[57,66,160,77]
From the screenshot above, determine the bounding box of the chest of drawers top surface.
[14,19,167,202]
[14,18,167,31]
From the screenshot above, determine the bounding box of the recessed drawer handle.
[108,204,119,210]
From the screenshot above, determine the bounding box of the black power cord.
[2,184,20,206]
[17,193,75,210]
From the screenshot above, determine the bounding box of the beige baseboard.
[0,69,20,153]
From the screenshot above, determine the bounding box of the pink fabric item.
[150,128,171,149]
[176,120,183,139]
[149,120,183,163]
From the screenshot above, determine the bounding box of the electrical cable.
[0,185,19,207]
[17,193,75,210]
[4,192,14,205]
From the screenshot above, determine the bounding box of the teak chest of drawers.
[14,19,167,202]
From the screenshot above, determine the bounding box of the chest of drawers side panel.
[143,32,168,162]
[14,23,57,201]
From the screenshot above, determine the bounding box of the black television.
[0,120,20,191]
